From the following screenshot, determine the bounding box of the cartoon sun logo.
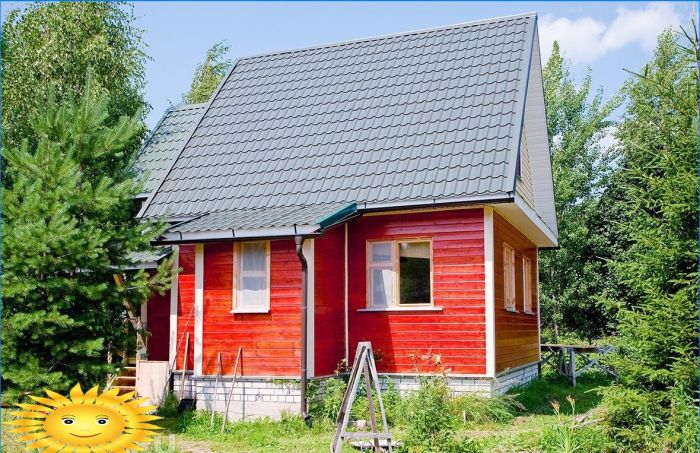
[5,384,162,452]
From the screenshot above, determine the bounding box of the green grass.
[2,372,615,453]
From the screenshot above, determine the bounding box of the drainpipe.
[294,235,309,421]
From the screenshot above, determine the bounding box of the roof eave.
[359,193,513,212]
[153,224,322,245]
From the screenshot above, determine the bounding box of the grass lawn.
[1,371,613,453]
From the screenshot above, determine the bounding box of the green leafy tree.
[603,28,698,452]
[539,42,620,342]
[1,2,148,152]
[1,77,171,401]
[183,41,233,104]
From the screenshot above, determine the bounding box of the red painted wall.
[200,240,302,376]
[313,226,346,376]
[175,245,196,370]
[347,209,486,375]
[146,282,170,362]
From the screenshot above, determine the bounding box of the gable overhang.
[503,13,537,195]
[490,193,558,248]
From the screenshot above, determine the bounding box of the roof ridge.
[170,102,208,111]
[236,12,537,63]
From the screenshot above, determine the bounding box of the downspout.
[294,235,309,420]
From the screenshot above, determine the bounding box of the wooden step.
[111,386,136,396]
[114,376,136,387]
[122,366,137,377]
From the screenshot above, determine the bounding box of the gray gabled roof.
[141,13,542,239]
[134,103,207,194]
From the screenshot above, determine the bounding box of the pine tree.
[1,77,170,401]
[603,29,699,451]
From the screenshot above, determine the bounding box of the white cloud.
[539,3,682,65]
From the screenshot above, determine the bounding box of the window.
[367,239,432,308]
[503,243,516,311]
[233,241,270,313]
[523,256,533,313]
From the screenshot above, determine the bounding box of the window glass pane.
[371,268,393,308]
[239,276,266,309]
[370,242,392,263]
[241,242,266,272]
[399,241,431,304]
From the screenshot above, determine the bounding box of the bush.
[400,377,477,452]
[601,385,698,452]
[158,392,179,418]
[310,375,404,428]
[308,376,347,422]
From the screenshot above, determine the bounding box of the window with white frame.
[503,243,516,311]
[367,239,432,308]
[523,256,533,313]
[233,241,270,313]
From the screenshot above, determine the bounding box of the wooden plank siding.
[313,226,346,376]
[347,208,487,375]
[145,279,171,362]
[198,240,302,377]
[175,245,196,371]
[493,212,539,372]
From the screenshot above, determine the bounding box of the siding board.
[197,240,302,377]
[347,208,487,375]
[313,226,346,376]
[493,212,539,372]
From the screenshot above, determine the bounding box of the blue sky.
[2,1,695,128]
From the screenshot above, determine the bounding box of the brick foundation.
[172,362,539,420]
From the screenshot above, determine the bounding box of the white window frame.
[503,243,516,312]
[232,241,271,314]
[523,256,533,314]
[366,238,433,309]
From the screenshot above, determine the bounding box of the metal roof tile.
[142,13,536,232]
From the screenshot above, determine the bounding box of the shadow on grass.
[509,370,612,415]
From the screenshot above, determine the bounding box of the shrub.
[400,376,476,452]
[310,375,404,428]
[308,376,347,422]
[602,385,698,452]
[158,392,179,418]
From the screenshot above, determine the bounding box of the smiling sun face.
[43,404,126,446]
[6,384,162,452]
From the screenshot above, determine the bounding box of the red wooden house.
[135,12,557,420]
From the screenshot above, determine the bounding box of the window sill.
[357,306,443,312]
[523,310,536,315]
[231,308,270,314]
[505,308,519,313]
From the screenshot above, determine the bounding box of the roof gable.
[141,13,539,235]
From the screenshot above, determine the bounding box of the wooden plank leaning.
[210,352,223,428]
[221,347,243,433]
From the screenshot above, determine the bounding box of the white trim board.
[303,240,315,378]
[169,245,180,365]
[483,207,496,377]
[194,244,204,375]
